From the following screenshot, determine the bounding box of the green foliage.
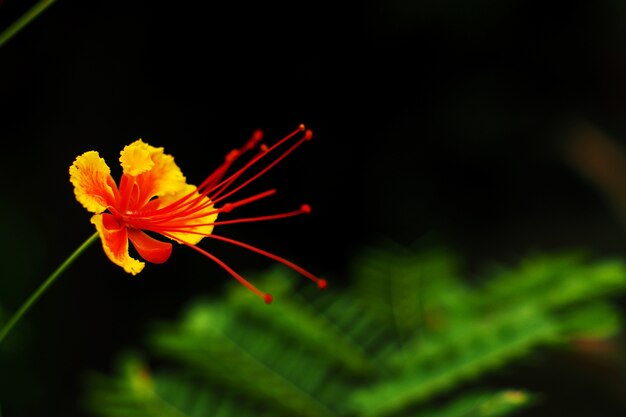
[84,246,626,417]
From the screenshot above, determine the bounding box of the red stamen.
[204,125,307,201]
[210,136,308,206]
[200,130,270,199]
[206,205,311,226]
[132,189,278,232]
[156,188,274,223]
[138,129,266,219]
[145,204,312,231]
[141,191,214,222]
[218,189,276,212]
[205,233,326,289]
[162,232,273,303]
[142,126,306,220]
[198,129,264,192]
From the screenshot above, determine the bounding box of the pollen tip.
[226,149,240,162]
[264,293,274,304]
[221,203,233,213]
[317,279,327,289]
[298,123,306,131]
[301,204,312,214]
[253,129,264,142]
[304,130,313,141]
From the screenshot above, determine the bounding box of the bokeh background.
[3,1,626,416]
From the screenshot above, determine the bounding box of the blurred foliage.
[84,244,626,417]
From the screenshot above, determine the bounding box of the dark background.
[2,1,626,416]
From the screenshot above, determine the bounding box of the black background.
[2,1,626,416]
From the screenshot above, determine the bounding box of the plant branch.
[0,232,99,345]
[0,0,57,48]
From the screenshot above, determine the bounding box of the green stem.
[0,232,99,345]
[0,0,57,48]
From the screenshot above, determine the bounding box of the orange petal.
[127,229,172,264]
[91,214,144,275]
[69,151,118,213]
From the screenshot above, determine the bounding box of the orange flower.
[69,125,325,303]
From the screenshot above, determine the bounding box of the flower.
[69,125,325,303]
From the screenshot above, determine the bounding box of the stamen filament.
[203,125,303,197]
[190,206,310,227]
[160,232,273,303]
[205,234,327,289]
[144,204,310,231]
[129,189,277,229]
[197,129,264,192]
[211,136,308,206]
[138,125,306,219]
[218,189,277,212]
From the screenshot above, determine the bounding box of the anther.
[298,124,306,131]
[252,129,263,143]
[317,279,327,289]
[226,150,240,162]
[264,293,274,304]
[300,204,311,214]
[304,130,313,140]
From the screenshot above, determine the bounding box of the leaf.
[84,247,626,417]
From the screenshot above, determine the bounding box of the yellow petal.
[69,151,117,213]
[91,214,145,275]
[120,140,188,201]
[119,139,155,176]
[157,184,218,245]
